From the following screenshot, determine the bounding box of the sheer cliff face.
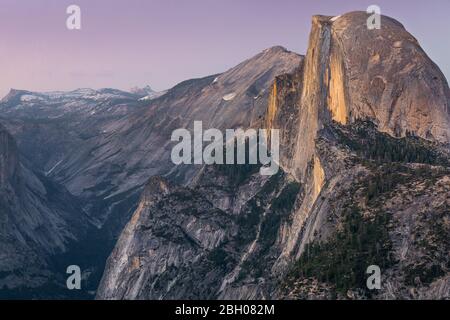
[97,12,450,300]
[271,12,450,181]
[0,125,19,187]
[329,13,450,142]
[324,12,450,141]
[97,169,299,300]
[263,11,450,269]
[0,124,90,295]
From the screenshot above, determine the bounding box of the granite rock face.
[277,122,450,300]
[326,13,450,142]
[97,167,299,299]
[97,123,450,300]
[269,12,450,181]
[0,124,90,296]
[97,12,450,300]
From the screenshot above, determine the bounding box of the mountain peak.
[263,45,289,53]
[129,85,155,97]
[0,89,31,104]
[304,10,450,143]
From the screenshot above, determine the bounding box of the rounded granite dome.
[321,11,450,142]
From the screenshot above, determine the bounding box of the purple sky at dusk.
[1,0,449,97]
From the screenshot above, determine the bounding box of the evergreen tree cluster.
[338,121,447,166]
[289,206,393,295]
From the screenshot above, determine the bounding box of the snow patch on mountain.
[20,94,44,102]
[139,90,167,101]
[222,93,237,101]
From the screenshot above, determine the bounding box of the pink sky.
[0,0,449,97]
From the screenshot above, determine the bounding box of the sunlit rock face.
[98,11,450,300]
[327,12,450,142]
[269,12,450,181]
